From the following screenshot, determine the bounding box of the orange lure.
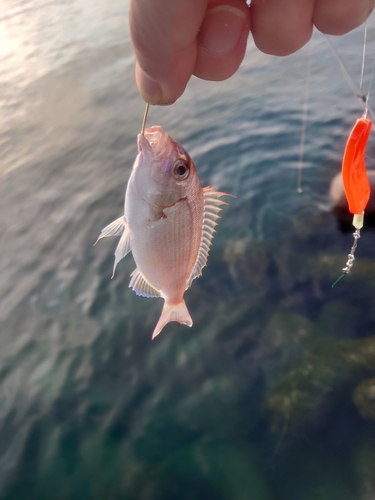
[342,117,372,215]
[332,115,373,284]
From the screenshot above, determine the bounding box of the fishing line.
[367,55,375,108]
[324,34,375,121]
[297,43,312,193]
[360,19,368,92]
[141,102,150,135]
[362,42,375,119]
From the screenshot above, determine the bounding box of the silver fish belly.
[96,126,231,339]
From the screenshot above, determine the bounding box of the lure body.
[342,117,372,214]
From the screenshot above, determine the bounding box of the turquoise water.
[1,1,375,498]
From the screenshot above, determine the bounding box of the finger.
[130,0,208,105]
[313,0,375,35]
[250,0,314,56]
[130,0,250,104]
[193,0,251,81]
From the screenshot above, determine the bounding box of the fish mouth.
[144,126,163,146]
[138,126,167,154]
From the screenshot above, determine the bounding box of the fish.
[96,126,231,339]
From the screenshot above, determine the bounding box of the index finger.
[129,0,208,105]
[129,0,251,105]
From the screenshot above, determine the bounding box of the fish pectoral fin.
[186,187,233,289]
[111,225,132,278]
[94,216,126,245]
[152,300,193,339]
[129,268,161,298]
[149,205,166,222]
[150,197,188,222]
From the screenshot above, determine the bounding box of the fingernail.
[198,5,247,55]
[136,65,162,105]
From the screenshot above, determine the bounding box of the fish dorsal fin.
[129,268,161,298]
[186,187,231,289]
[94,216,126,245]
[112,225,132,278]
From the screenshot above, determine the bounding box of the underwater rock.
[354,436,375,500]
[271,441,358,500]
[161,441,272,500]
[132,415,200,462]
[353,378,375,420]
[262,311,334,432]
[222,239,273,298]
[121,441,272,500]
[317,300,362,339]
[262,310,375,434]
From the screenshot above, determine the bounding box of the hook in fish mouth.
[138,126,166,153]
[144,126,163,146]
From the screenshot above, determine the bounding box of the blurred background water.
[1,0,375,499]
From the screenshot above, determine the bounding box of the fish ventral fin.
[129,268,161,298]
[94,216,126,245]
[186,187,233,289]
[112,224,132,278]
[152,300,193,339]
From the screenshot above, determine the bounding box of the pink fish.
[96,126,231,339]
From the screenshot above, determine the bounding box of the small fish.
[96,126,231,339]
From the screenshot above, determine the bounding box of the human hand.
[129,0,375,105]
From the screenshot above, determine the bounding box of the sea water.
[1,1,375,498]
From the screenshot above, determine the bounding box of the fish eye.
[173,160,190,181]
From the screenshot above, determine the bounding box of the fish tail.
[152,300,193,339]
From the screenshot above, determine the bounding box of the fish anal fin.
[186,187,233,289]
[94,216,126,245]
[129,268,161,298]
[112,226,132,278]
[152,300,193,339]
